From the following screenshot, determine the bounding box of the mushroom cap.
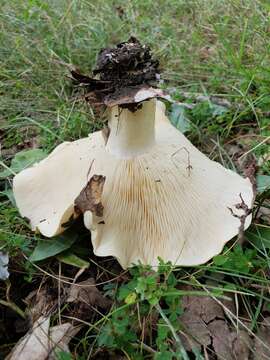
[13,132,104,237]
[13,100,253,267]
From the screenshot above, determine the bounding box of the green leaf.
[155,351,174,360]
[213,254,228,266]
[246,225,270,249]
[0,149,47,179]
[56,351,73,360]
[169,103,191,133]
[256,175,270,193]
[30,229,78,262]
[98,323,115,347]
[210,103,228,116]
[125,292,137,304]
[0,189,16,206]
[157,322,170,341]
[57,251,89,268]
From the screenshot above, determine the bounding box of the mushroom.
[13,38,254,268]
[13,98,253,268]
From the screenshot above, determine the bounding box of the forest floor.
[0,1,270,359]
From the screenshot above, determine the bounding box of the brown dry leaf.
[180,294,224,350]
[257,201,270,225]
[253,317,270,360]
[6,316,81,360]
[24,288,59,323]
[199,45,216,60]
[230,330,252,360]
[75,175,106,217]
[67,278,112,310]
[48,323,81,360]
[179,293,251,360]
[6,316,50,360]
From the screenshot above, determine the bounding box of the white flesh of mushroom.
[13,99,253,268]
[13,133,104,237]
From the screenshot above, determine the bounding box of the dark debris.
[70,37,161,109]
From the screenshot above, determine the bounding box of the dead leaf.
[24,287,60,323]
[6,316,50,360]
[75,175,106,217]
[257,201,270,225]
[199,45,216,60]
[253,317,270,360]
[48,323,81,360]
[6,316,81,360]
[179,292,251,359]
[230,330,251,360]
[180,294,224,350]
[67,278,111,310]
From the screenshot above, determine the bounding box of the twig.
[228,193,252,244]
[171,147,193,176]
[132,341,156,354]
[0,299,26,319]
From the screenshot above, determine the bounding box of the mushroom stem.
[106,100,156,158]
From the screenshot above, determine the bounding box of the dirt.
[70,37,161,110]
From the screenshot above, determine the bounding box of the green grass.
[1,0,270,359]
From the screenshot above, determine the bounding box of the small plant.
[98,260,194,359]
[213,244,266,274]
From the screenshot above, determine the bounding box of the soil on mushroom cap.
[71,37,160,111]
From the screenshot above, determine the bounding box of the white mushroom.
[13,99,253,268]
[13,132,104,237]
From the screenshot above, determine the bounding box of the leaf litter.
[178,289,270,359]
[4,276,111,359]
[6,315,81,360]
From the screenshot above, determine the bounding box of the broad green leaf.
[256,175,270,193]
[169,103,191,133]
[0,149,47,179]
[30,229,78,262]
[57,251,89,268]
